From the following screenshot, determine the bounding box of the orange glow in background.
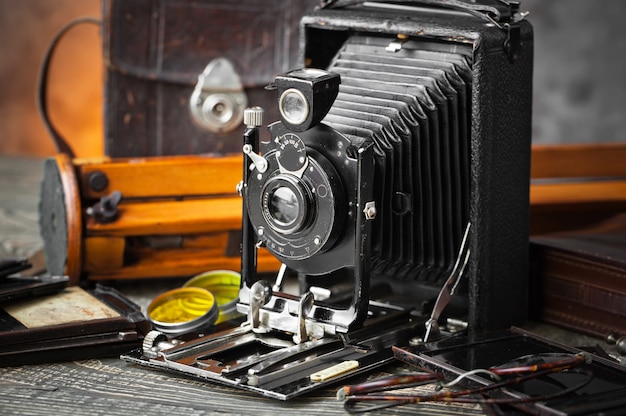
[0,1,103,158]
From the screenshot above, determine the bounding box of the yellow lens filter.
[183,270,241,324]
[147,270,241,335]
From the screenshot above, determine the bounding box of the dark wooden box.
[102,0,317,157]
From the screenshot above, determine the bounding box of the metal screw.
[363,201,377,220]
[409,337,424,346]
[88,171,109,192]
[236,181,244,196]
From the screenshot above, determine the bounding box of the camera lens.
[268,186,299,226]
[246,130,347,265]
[279,88,309,125]
[261,175,311,235]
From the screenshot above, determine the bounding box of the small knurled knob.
[142,330,168,355]
[244,106,264,128]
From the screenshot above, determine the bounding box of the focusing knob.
[244,106,264,128]
[142,330,168,357]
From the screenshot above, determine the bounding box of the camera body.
[239,1,533,334]
[126,1,534,400]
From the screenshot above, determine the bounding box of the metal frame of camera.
[125,0,534,400]
[237,69,377,339]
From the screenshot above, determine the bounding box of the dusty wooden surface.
[0,356,491,416]
[0,155,621,415]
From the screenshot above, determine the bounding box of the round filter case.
[147,287,218,335]
[184,270,241,323]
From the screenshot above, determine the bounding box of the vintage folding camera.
[124,0,533,399]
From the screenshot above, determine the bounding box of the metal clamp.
[248,280,273,333]
[190,58,248,133]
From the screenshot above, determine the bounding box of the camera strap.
[36,16,101,159]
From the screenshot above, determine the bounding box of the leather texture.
[102,0,317,157]
[530,213,626,338]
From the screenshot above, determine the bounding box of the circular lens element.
[261,175,312,235]
[183,270,241,324]
[245,125,349,266]
[268,186,300,226]
[147,287,218,335]
[279,88,309,125]
[288,68,330,80]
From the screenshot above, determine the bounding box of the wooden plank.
[530,180,626,235]
[530,180,626,207]
[85,197,242,237]
[86,246,281,280]
[531,143,626,179]
[0,358,483,416]
[530,144,626,234]
[83,236,125,272]
[84,231,279,280]
[75,155,243,199]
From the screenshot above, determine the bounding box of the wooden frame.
[530,143,626,235]
[43,154,281,284]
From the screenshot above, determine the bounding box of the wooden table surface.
[0,156,619,415]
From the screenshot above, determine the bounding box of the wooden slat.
[83,236,125,272]
[86,247,281,280]
[76,155,243,199]
[85,197,242,237]
[530,144,626,235]
[530,180,626,207]
[531,143,626,179]
[530,183,626,235]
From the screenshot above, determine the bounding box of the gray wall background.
[524,0,626,144]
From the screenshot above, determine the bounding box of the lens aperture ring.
[246,150,341,261]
